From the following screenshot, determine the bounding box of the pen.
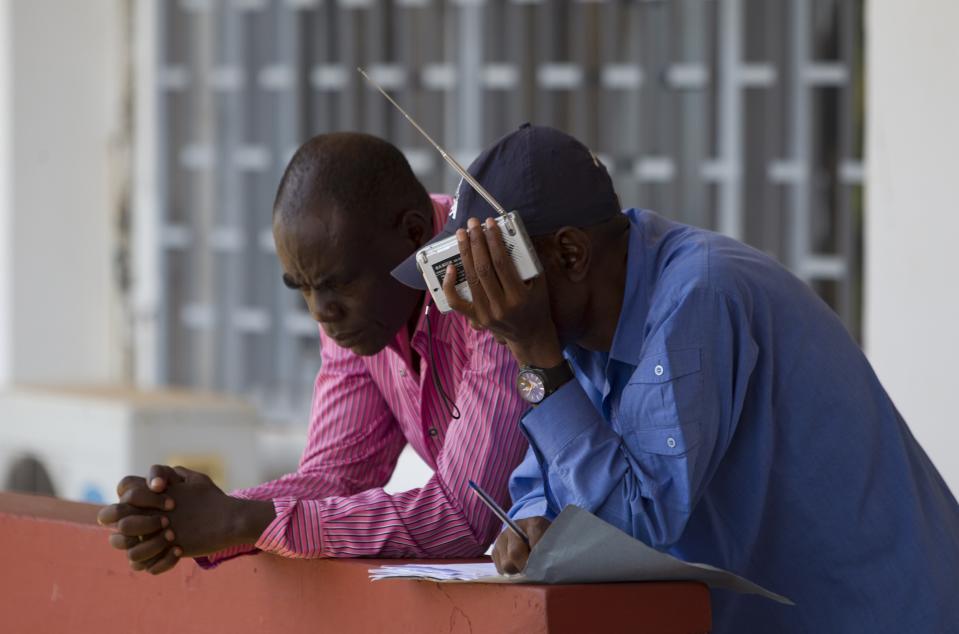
[468,479,530,547]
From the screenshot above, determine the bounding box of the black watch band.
[516,359,574,404]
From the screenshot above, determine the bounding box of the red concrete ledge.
[0,492,711,633]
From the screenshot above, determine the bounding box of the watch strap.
[521,359,574,398]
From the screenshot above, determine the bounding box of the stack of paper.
[369,505,793,605]
[369,562,501,582]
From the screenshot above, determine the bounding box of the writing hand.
[491,516,551,574]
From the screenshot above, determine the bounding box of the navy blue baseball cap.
[391,123,620,290]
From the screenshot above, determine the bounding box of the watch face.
[517,370,546,404]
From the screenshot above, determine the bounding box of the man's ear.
[397,208,433,249]
[553,227,591,282]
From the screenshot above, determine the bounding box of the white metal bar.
[216,2,246,394]
[209,66,245,91]
[840,160,866,186]
[738,63,777,88]
[133,0,166,387]
[258,64,295,91]
[233,145,271,171]
[158,65,190,91]
[481,64,518,89]
[180,303,216,330]
[233,308,271,333]
[456,2,484,192]
[310,64,348,90]
[804,63,848,86]
[800,254,847,280]
[537,63,584,90]
[787,0,812,279]
[665,64,709,90]
[160,224,194,249]
[601,64,643,90]
[633,157,676,183]
[421,63,456,90]
[0,0,14,384]
[285,312,319,337]
[716,0,743,239]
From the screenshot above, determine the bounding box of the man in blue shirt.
[392,124,959,632]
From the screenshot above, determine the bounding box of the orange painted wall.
[0,492,711,633]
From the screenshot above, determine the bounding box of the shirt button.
[666,436,677,449]
[399,369,407,377]
[428,428,438,438]
[654,364,664,377]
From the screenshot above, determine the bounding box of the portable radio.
[415,212,541,313]
[359,68,544,313]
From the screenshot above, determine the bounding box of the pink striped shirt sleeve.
[200,313,528,564]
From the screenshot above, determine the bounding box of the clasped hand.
[97,465,239,575]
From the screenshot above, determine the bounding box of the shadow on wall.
[4,455,56,497]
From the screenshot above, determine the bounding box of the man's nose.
[305,289,345,323]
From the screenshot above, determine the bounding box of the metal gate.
[146,0,864,423]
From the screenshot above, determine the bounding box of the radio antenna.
[357,67,508,218]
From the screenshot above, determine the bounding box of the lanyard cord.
[424,304,461,420]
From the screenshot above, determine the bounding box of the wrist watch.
[516,360,574,404]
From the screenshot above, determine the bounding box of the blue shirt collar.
[607,210,649,365]
[565,210,650,373]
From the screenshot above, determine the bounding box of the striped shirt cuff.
[195,544,260,570]
[255,497,325,558]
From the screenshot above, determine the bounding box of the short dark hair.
[273,132,431,227]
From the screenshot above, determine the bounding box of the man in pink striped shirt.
[98,133,528,574]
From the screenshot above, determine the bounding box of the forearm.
[264,485,485,559]
[508,329,564,367]
[260,349,528,558]
[521,379,664,544]
[507,447,555,521]
[231,467,365,503]
[193,498,276,569]
[228,498,277,546]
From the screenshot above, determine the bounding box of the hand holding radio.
[442,217,563,369]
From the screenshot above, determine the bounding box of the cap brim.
[390,229,455,290]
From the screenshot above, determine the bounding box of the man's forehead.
[275,208,369,268]
[275,205,360,242]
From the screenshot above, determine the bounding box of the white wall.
[0,1,13,385]
[0,0,126,386]
[866,0,959,493]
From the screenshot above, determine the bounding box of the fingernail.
[165,529,176,542]
[150,478,164,490]
[163,497,175,511]
[485,218,495,228]
[161,516,170,528]
[456,229,466,242]
[173,547,184,557]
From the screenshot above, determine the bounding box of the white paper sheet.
[368,505,793,605]
[369,562,501,582]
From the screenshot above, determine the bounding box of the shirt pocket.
[626,421,703,457]
[623,421,703,513]
[624,347,703,429]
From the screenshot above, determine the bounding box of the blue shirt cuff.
[509,498,550,521]
[521,379,605,462]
